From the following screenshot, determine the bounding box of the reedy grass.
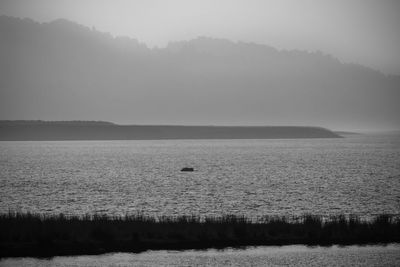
[1,212,399,257]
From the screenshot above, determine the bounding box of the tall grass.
[1,212,399,257]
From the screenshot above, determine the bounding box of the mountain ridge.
[0,16,399,130]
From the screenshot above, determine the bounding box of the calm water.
[0,134,399,218]
[1,245,400,266]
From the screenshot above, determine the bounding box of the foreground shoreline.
[1,213,399,258]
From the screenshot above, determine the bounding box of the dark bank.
[0,121,341,141]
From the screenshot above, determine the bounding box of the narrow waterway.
[1,244,399,266]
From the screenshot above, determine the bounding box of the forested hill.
[1,16,399,130]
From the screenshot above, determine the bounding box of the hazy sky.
[1,0,400,75]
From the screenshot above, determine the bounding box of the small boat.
[181,167,194,172]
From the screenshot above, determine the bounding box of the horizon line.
[2,120,400,133]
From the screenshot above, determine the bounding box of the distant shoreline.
[0,213,398,258]
[333,131,360,136]
[0,121,341,141]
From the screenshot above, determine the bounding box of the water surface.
[1,134,399,218]
[1,245,399,267]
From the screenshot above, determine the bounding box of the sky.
[1,0,400,76]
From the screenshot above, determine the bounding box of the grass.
[0,212,399,257]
